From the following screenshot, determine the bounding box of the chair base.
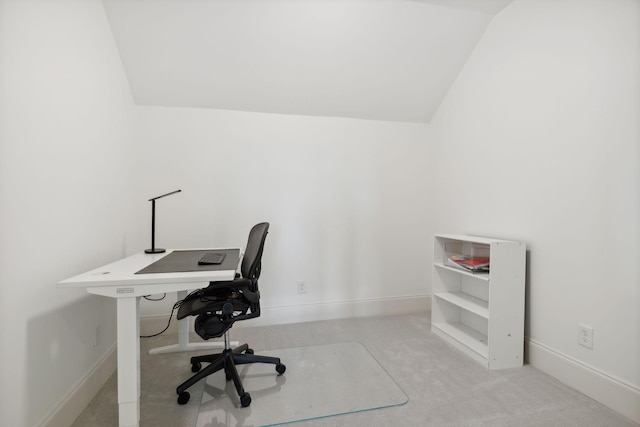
[176,343,286,407]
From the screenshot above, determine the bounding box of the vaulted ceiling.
[102,0,512,123]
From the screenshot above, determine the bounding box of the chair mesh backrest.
[240,222,269,280]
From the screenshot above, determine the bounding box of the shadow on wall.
[523,249,532,361]
[25,294,116,426]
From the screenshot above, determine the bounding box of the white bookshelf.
[431,234,526,370]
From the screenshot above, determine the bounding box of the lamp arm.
[145,189,182,254]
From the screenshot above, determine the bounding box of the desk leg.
[148,290,238,354]
[117,297,141,427]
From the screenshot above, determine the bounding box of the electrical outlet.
[578,324,593,349]
[297,281,307,294]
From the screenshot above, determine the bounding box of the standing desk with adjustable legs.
[58,248,241,427]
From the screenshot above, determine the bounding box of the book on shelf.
[448,255,490,272]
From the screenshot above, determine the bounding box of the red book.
[449,255,490,271]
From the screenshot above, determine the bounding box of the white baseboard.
[39,343,117,427]
[527,338,640,424]
[250,294,431,327]
[140,294,431,335]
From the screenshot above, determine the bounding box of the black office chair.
[175,222,285,407]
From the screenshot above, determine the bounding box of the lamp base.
[145,248,166,254]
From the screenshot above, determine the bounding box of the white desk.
[57,249,240,427]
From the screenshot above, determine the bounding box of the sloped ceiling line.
[102,0,512,123]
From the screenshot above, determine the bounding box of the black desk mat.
[135,248,241,274]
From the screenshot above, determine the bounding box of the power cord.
[139,290,201,338]
[142,294,167,302]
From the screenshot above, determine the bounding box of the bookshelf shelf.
[432,322,488,359]
[434,291,489,318]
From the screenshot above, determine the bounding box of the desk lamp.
[145,189,182,254]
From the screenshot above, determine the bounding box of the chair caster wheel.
[240,392,251,407]
[191,362,202,372]
[245,348,254,354]
[177,391,190,405]
[276,363,286,374]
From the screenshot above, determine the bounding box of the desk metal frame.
[58,249,240,427]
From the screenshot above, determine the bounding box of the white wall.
[0,0,134,425]
[130,107,432,326]
[3,0,637,425]
[429,0,639,420]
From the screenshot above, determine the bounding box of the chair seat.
[177,288,236,320]
[177,278,258,320]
